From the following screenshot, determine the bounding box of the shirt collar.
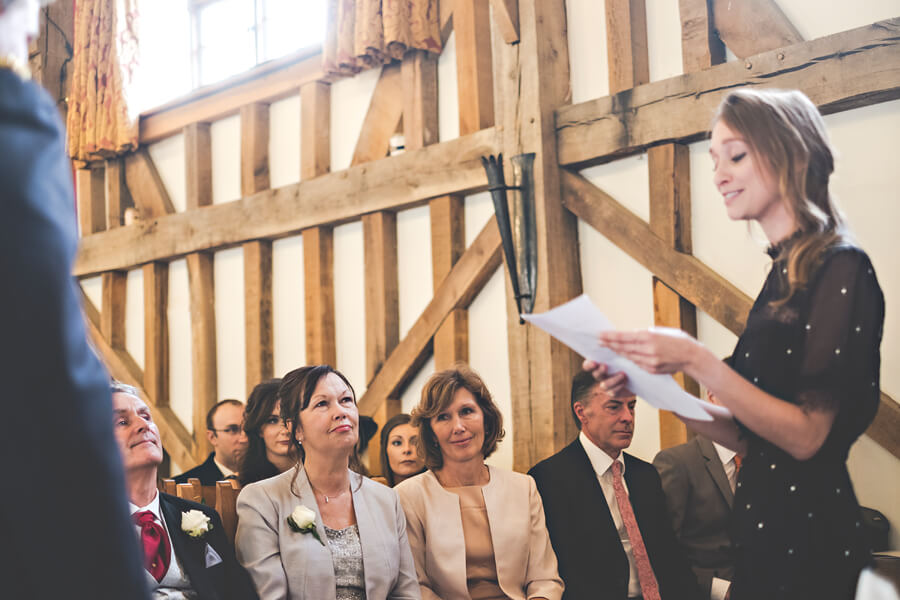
[214,457,236,478]
[713,441,736,465]
[579,430,625,478]
[129,489,161,520]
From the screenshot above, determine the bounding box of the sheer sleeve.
[795,248,884,449]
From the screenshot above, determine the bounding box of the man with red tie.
[529,372,700,600]
[112,381,258,600]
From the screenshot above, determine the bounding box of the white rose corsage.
[181,509,213,539]
[287,505,324,546]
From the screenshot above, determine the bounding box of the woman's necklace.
[311,482,349,503]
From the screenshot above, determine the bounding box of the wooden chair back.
[161,478,177,496]
[176,478,203,504]
[215,479,242,545]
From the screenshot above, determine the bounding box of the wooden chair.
[215,479,241,545]
[176,478,203,504]
[161,478,177,496]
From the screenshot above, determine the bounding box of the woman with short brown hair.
[396,364,563,600]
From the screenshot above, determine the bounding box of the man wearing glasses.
[175,399,249,484]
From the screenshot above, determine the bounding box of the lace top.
[325,524,366,600]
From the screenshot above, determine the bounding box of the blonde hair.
[713,89,853,304]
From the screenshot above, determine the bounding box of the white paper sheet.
[522,294,727,422]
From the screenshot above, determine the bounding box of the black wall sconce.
[481,153,537,323]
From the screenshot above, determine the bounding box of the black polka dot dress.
[729,241,884,600]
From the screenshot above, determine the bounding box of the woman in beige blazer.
[396,365,563,600]
[235,365,420,600]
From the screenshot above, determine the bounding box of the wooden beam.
[351,63,403,166]
[241,103,270,196]
[303,227,336,367]
[562,169,751,335]
[244,241,273,396]
[82,290,194,469]
[184,122,212,209]
[105,158,131,229]
[76,167,105,236]
[140,49,323,144]
[143,262,170,408]
[712,0,802,59]
[649,143,697,449]
[494,0,583,471]
[187,252,217,461]
[300,81,330,179]
[100,271,127,350]
[490,0,520,44]
[402,49,438,151]
[125,148,175,218]
[240,101,274,394]
[430,195,468,368]
[605,0,650,94]
[75,128,498,276]
[455,0,494,134]
[184,118,215,462]
[678,0,725,72]
[556,19,900,167]
[358,216,502,416]
[363,212,400,382]
[362,211,401,475]
[867,393,900,461]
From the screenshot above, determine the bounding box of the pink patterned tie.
[611,460,661,600]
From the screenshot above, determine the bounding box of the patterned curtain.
[67,0,139,161]
[323,0,441,78]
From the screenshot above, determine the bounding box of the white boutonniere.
[287,505,324,546]
[181,509,213,539]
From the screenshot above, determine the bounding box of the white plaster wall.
[82,276,103,316]
[125,269,144,368]
[272,235,306,377]
[214,247,245,400]
[330,67,380,171]
[148,133,187,212]
[268,95,301,188]
[438,31,460,143]
[398,206,433,340]
[211,115,241,204]
[333,221,366,394]
[568,0,900,547]
[167,259,193,442]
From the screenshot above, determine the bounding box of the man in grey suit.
[653,432,738,600]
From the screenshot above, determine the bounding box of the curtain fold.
[67,0,139,161]
[324,0,441,78]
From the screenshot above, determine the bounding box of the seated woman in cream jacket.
[396,365,563,600]
[235,365,420,600]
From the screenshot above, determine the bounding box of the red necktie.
[133,510,171,582]
[611,461,661,600]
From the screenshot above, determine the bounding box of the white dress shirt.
[130,491,197,599]
[579,431,642,598]
[710,442,737,600]
[213,458,237,479]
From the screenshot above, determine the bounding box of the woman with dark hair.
[234,365,419,600]
[239,378,296,486]
[375,414,426,487]
[396,365,563,600]
[588,89,884,600]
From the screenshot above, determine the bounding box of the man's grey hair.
[110,380,141,398]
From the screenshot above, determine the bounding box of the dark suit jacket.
[175,452,226,485]
[653,436,735,598]
[0,70,150,599]
[160,493,259,600]
[529,439,700,600]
